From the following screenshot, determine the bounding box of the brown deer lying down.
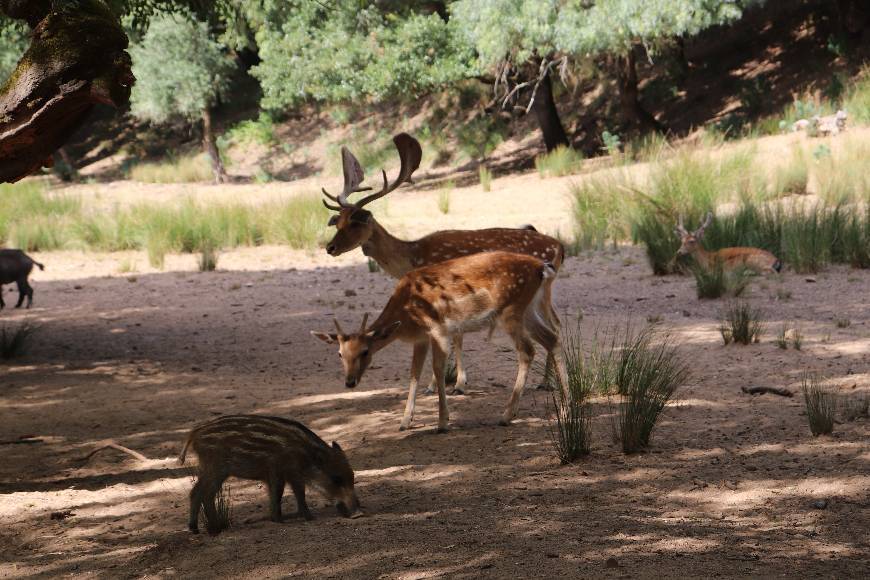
[0,249,44,309]
[676,213,781,273]
[312,251,569,432]
[321,133,564,394]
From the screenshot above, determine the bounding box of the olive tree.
[129,13,234,182]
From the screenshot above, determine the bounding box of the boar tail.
[178,434,193,465]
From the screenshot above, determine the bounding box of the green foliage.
[720,301,764,345]
[601,131,622,156]
[802,374,835,437]
[456,116,508,161]
[130,13,233,124]
[0,19,28,85]
[535,146,584,178]
[223,113,278,147]
[612,325,689,454]
[252,6,474,109]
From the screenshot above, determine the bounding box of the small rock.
[73,285,83,290]
[805,277,817,283]
[344,289,357,297]
[812,499,828,510]
[605,557,619,569]
[50,511,74,520]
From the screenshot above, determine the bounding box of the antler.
[322,146,372,209]
[695,212,713,237]
[674,214,689,237]
[354,133,422,209]
[359,312,369,333]
[333,319,345,336]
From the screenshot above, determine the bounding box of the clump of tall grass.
[691,261,750,299]
[0,182,81,243]
[198,244,218,272]
[129,153,213,183]
[720,301,764,345]
[771,147,808,197]
[802,373,836,436]
[546,324,599,463]
[611,325,689,453]
[478,166,492,192]
[535,146,583,178]
[840,392,869,422]
[570,173,631,251]
[0,322,35,361]
[841,65,870,124]
[438,188,451,215]
[815,136,870,204]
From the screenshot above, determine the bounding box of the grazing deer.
[312,251,569,432]
[321,133,565,393]
[675,213,781,273]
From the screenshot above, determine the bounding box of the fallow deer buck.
[321,133,565,394]
[676,212,781,273]
[311,251,570,432]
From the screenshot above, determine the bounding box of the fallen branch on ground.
[79,440,149,463]
[741,386,793,397]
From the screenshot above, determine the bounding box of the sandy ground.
[2,131,870,578]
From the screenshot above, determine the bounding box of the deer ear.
[332,441,342,451]
[367,321,401,340]
[328,215,339,226]
[311,331,339,344]
[350,209,372,225]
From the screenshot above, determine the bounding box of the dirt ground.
[2,142,870,578]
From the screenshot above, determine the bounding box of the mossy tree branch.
[0,0,134,183]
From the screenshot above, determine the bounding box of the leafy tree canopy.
[129,12,233,124]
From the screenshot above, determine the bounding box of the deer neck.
[692,246,713,268]
[362,219,416,278]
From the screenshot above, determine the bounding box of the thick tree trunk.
[202,108,228,184]
[529,69,569,152]
[615,47,664,134]
[0,0,133,183]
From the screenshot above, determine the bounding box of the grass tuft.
[546,324,596,463]
[478,166,492,192]
[535,146,583,178]
[802,374,836,436]
[720,301,764,345]
[438,188,451,215]
[204,484,232,534]
[692,261,750,299]
[129,154,213,183]
[612,325,689,454]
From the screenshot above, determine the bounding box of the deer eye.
[361,349,370,357]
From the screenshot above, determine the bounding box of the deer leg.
[451,334,467,395]
[0,285,5,310]
[501,326,535,426]
[430,336,451,433]
[400,341,429,431]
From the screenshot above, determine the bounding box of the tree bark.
[615,46,664,134]
[202,107,228,184]
[528,68,569,152]
[0,0,133,183]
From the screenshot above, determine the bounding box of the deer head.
[322,133,422,256]
[675,212,713,256]
[311,313,402,388]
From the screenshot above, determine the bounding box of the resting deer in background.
[322,133,565,394]
[676,212,781,273]
[312,251,569,432]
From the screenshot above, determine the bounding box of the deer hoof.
[450,387,464,396]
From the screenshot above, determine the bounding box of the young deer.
[322,133,564,394]
[312,251,569,432]
[676,213,781,273]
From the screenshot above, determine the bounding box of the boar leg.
[267,472,285,522]
[14,279,26,308]
[0,286,4,309]
[289,479,313,521]
[400,341,429,431]
[188,477,209,533]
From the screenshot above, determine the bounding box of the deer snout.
[326,243,337,256]
[345,377,358,388]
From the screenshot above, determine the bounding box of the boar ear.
[332,441,342,451]
[311,331,339,344]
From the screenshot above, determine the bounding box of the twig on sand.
[0,437,43,445]
[79,440,149,463]
[741,386,793,397]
